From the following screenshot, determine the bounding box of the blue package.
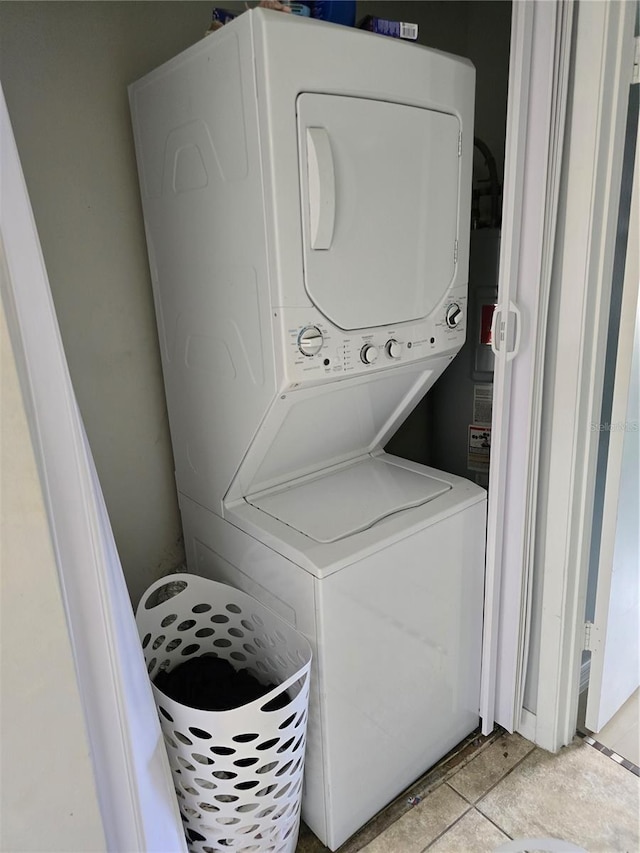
[358,15,418,40]
[289,3,311,15]
[310,1,356,27]
[211,7,238,28]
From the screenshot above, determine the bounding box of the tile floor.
[296,729,640,853]
[590,688,639,767]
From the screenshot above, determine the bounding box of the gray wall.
[358,3,511,191]
[0,1,511,604]
[0,2,218,604]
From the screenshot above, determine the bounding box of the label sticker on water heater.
[468,425,491,473]
[473,385,493,426]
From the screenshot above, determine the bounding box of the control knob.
[298,326,324,357]
[360,344,379,365]
[445,303,463,329]
[385,339,402,359]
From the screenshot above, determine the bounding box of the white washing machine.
[130,9,485,849]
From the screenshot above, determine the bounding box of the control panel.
[278,289,467,389]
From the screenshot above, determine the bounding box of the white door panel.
[531,1,636,752]
[586,117,639,733]
[480,0,574,735]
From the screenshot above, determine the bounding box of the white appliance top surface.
[247,456,451,543]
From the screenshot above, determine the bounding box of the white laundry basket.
[136,573,312,853]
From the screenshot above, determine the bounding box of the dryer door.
[297,93,461,331]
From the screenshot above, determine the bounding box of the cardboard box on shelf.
[358,16,418,40]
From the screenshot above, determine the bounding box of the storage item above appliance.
[358,15,419,40]
[309,0,356,27]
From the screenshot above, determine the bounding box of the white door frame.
[529,0,637,753]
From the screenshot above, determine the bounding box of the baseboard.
[517,707,536,742]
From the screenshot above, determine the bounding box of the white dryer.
[130,9,485,850]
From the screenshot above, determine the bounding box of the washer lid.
[297,93,461,330]
[246,456,451,543]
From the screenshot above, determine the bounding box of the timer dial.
[298,326,324,357]
[360,344,379,365]
[445,303,463,329]
[385,339,402,359]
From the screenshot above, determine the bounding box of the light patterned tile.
[597,689,639,742]
[609,724,640,768]
[477,739,640,852]
[426,808,509,852]
[597,688,640,766]
[359,784,470,853]
[447,732,534,802]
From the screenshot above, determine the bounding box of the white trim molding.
[518,707,537,744]
[530,0,637,753]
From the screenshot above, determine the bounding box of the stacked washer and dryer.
[130,9,486,850]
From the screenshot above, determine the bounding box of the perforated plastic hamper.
[136,574,312,853]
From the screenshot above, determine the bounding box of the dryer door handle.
[306,127,336,250]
